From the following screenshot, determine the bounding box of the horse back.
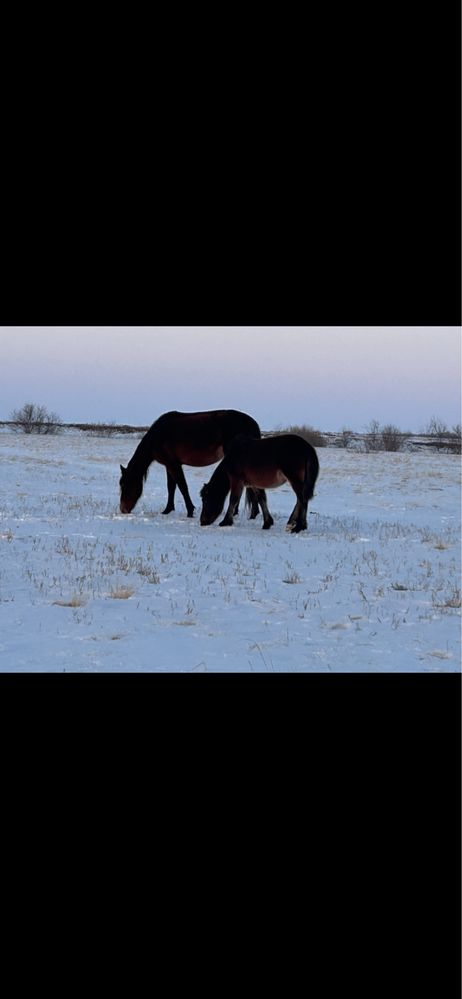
[149,410,261,467]
[224,433,318,489]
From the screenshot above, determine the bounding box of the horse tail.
[304,445,320,503]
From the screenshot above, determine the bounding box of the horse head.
[200,480,226,526]
[119,464,144,514]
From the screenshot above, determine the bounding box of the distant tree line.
[276,418,461,453]
[6,403,461,453]
[361,418,461,453]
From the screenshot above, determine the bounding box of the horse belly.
[245,468,287,489]
[177,444,224,467]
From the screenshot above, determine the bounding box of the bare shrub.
[339,428,355,448]
[87,422,118,438]
[282,424,327,447]
[448,424,461,454]
[425,416,460,453]
[380,424,404,452]
[364,420,382,452]
[425,416,448,436]
[364,421,404,452]
[10,402,62,435]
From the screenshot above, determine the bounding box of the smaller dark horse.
[119,410,265,518]
[200,434,319,533]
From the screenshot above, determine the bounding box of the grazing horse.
[200,434,319,533]
[119,410,265,518]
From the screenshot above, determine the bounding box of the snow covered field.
[0,431,460,672]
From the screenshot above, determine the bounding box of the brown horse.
[200,434,319,533]
[119,410,265,518]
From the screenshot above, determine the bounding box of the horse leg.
[255,488,274,530]
[286,477,307,533]
[162,471,176,515]
[287,501,301,527]
[169,464,195,517]
[219,482,244,527]
[248,488,260,519]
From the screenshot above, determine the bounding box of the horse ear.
[120,465,126,474]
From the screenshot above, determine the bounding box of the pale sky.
[1,327,460,432]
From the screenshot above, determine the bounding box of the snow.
[0,431,460,672]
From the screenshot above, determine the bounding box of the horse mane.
[208,458,230,499]
[126,428,156,482]
[152,411,180,428]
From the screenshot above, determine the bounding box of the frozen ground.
[0,431,460,672]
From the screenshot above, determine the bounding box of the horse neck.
[221,411,259,445]
[129,430,156,480]
[210,460,230,500]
